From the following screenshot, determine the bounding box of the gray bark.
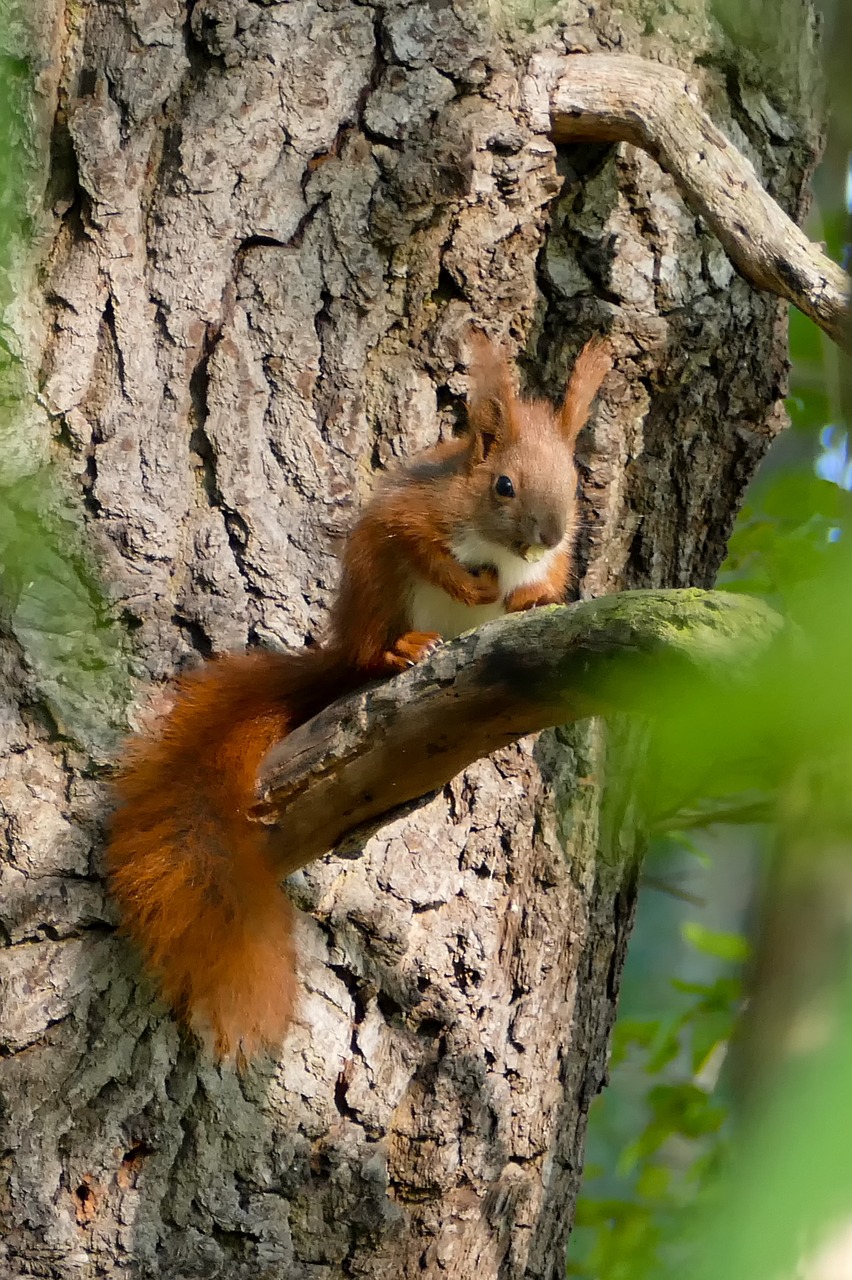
[0,1,821,1277]
[545,53,847,347]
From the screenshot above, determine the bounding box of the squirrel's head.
[461,332,610,563]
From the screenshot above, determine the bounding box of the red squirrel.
[107,333,611,1058]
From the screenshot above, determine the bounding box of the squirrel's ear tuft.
[559,337,612,444]
[466,329,518,462]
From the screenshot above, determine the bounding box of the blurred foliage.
[719,308,848,612]
[0,23,131,755]
[572,362,852,1277]
[570,100,852,1280]
[0,467,131,753]
[569,919,742,1280]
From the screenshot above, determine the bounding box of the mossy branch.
[253,590,783,875]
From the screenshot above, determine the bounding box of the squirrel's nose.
[533,520,562,550]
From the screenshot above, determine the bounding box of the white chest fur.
[408,582,504,640]
[407,532,560,641]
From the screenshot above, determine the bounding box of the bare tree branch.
[254,590,783,875]
[527,54,849,349]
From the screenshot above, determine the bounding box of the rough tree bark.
[0,1,822,1277]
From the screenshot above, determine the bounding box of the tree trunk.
[0,1,821,1277]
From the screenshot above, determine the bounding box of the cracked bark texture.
[0,1,822,1277]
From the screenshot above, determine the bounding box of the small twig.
[654,793,775,832]
[254,590,783,876]
[642,876,706,908]
[526,53,849,349]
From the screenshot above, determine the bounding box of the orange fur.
[108,648,357,1058]
[107,334,610,1060]
[559,337,613,443]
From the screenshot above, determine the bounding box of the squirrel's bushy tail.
[107,647,354,1059]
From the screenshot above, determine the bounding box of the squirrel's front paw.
[461,566,500,606]
[505,585,562,613]
[386,631,443,671]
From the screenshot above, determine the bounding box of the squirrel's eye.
[495,475,515,498]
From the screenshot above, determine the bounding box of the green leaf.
[680,922,750,964]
